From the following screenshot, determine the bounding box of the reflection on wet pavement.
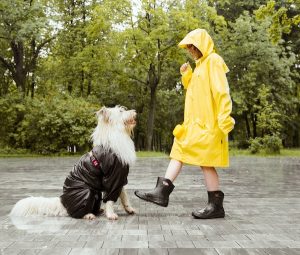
[0,156,299,254]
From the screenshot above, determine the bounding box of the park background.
[0,0,299,156]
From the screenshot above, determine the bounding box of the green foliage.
[255,84,282,135]
[255,0,300,43]
[0,93,26,145]
[249,137,263,154]
[249,134,282,154]
[222,10,297,146]
[0,0,300,153]
[0,93,98,154]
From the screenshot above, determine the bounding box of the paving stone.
[39,248,71,255]
[168,248,218,255]
[55,240,86,248]
[193,240,240,248]
[175,240,195,248]
[83,240,104,248]
[6,241,47,249]
[69,248,119,255]
[148,240,177,248]
[102,241,148,248]
[236,240,288,248]
[138,235,164,241]
[17,249,41,255]
[263,248,300,255]
[138,248,168,255]
[0,156,299,253]
[216,248,267,255]
[279,240,300,248]
[0,242,13,249]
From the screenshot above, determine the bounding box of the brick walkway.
[0,156,299,255]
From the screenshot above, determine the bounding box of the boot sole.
[134,191,168,207]
[192,212,225,219]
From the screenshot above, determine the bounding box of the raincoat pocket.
[173,124,186,139]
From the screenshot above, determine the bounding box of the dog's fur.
[10,105,137,220]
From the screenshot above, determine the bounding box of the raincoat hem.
[169,155,229,168]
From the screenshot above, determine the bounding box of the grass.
[0,148,299,158]
[229,148,300,157]
[136,151,167,157]
[0,150,168,158]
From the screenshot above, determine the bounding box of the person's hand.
[180,62,189,73]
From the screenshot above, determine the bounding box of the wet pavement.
[0,156,299,255]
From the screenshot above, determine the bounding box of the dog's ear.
[96,107,110,123]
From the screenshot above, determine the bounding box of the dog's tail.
[10,197,68,217]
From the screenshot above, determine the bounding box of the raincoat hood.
[178,28,214,59]
[179,28,229,73]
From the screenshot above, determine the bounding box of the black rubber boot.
[134,177,175,207]
[192,190,225,219]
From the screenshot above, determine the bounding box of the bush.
[237,139,250,149]
[261,135,282,154]
[249,137,263,154]
[0,93,26,146]
[249,135,282,154]
[0,93,99,154]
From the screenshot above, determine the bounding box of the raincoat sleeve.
[180,64,193,89]
[209,55,235,135]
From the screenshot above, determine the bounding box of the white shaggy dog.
[10,105,137,220]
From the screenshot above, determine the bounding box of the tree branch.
[112,69,147,85]
[0,55,14,74]
[26,36,56,72]
[160,42,177,53]
[0,36,10,40]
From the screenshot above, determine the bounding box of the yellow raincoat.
[170,29,235,167]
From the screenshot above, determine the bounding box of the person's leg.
[201,166,219,191]
[134,159,182,207]
[164,159,183,182]
[192,166,225,219]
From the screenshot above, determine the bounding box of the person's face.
[186,44,203,60]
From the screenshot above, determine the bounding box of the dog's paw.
[83,213,96,220]
[124,206,135,215]
[106,212,118,220]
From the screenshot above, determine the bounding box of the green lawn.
[229,148,300,157]
[0,148,299,158]
[136,151,167,157]
[0,150,168,158]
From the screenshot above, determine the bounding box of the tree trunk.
[251,113,257,138]
[244,112,251,138]
[31,72,35,98]
[87,77,92,96]
[81,70,84,96]
[68,82,72,94]
[146,87,156,150]
[11,41,27,97]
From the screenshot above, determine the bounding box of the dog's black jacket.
[60,145,129,218]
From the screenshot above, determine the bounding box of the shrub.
[0,93,99,154]
[249,134,282,154]
[17,96,98,153]
[249,137,263,154]
[261,135,282,154]
[237,139,250,149]
[0,93,26,146]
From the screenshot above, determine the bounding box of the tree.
[0,0,55,97]
[112,0,226,150]
[223,12,296,146]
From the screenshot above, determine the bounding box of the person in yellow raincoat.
[135,28,235,219]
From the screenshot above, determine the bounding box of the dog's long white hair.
[10,105,136,217]
[91,105,136,166]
